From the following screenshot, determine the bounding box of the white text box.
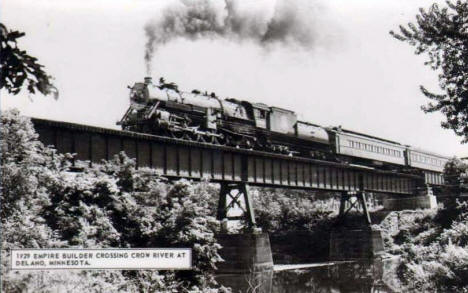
[11,248,192,270]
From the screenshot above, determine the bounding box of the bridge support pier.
[383,185,438,211]
[215,182,273,292]
[330,191,384,260]
[329,228,385,260]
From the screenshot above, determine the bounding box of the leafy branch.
[0,23,58,98]
[391,1,468,142]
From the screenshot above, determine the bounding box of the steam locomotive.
[118,77,449,185]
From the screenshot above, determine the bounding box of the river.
[217,257,402,293]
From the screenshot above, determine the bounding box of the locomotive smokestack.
[144,76,152,85]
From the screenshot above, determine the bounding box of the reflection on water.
[217,258,401,293]
[216,269,273,293]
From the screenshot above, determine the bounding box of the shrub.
[1,110,227,292]
[393,200,468,292]
[252,188,337,234]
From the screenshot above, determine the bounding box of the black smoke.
[144,0,327,74]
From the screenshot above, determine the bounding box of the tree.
[0,23,57,98]
[443,157,468,195]
[390,1,468,142]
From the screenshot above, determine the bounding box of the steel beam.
[32,118,423,195]
[217,182,256,227]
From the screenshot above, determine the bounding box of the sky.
[1,0,465,157]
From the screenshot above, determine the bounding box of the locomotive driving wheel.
[140,124,155,134]
[188,131,209,143]
[196,134,207,143]
[186,131,199,142]
[208,131,224,145]
[171,131,185,139]
[223,133,231,146]
[166,128,187,140]
[214,133,229,146]
[241,136,255,149]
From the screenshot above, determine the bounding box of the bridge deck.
[32,118,420,195]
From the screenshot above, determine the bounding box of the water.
[217,258,402,293]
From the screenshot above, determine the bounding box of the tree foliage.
[443,157,468,195]
[0,110,226,292]
[388,202,468,292]
[390,1,468,142]
[252,188,336,234]
[0,23,57,98]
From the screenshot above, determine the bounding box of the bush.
[391,200,468,292]
[1,110,227,292]
[252,188,337,234]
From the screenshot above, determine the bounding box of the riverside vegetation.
[1,110,226,292]
[2,110,468,292]
[381,200,468,292]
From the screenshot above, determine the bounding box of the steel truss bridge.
[32,118,425,225]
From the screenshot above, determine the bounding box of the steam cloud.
[144,0,327,74]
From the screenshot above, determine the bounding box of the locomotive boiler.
[118,77,331,159]
[118,77,449,184]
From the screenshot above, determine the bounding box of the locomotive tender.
[118,77,448,185]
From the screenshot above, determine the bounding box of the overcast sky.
[1,0,465,157]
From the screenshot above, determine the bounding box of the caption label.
[11,248,191,270]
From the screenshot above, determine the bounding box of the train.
[118,77,449,185]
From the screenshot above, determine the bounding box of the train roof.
[334,127,402,145]
[337,128,450,159]
[251,102,270,111]
[407,147,451,159]
[297,120,323,128]
[269,106,295,114]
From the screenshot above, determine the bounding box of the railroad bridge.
[32,118,428,219]
[32,118,438,268]
[32,118,421,193]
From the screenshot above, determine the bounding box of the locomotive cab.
[252,103,270,129]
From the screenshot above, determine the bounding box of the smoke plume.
[144,0,327,74]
